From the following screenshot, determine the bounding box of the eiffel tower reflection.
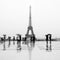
[25,5,34,60]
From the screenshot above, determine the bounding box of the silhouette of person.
[16,34,21,51]
[8,36,11,47]
[3,35,6,50]
[33,36,35,43]
[13,36,15,45]
[45,35,48,50]
[46,34,52,51]
[48,34,52,50]
[1,37,4,43]
[24,37,27,44]
[31,35,35,47]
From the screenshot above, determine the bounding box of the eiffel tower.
[25,6,35,38]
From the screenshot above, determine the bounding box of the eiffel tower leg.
[27,29,29,35]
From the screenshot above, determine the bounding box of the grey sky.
[0,0,60,38]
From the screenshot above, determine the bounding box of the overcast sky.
[0,0,60,38]
[0,0,60,60]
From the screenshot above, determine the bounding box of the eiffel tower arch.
[25,6,35,38]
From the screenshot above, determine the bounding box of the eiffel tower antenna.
[29,5,32,26]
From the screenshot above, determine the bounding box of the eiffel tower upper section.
[25,6,35,38]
